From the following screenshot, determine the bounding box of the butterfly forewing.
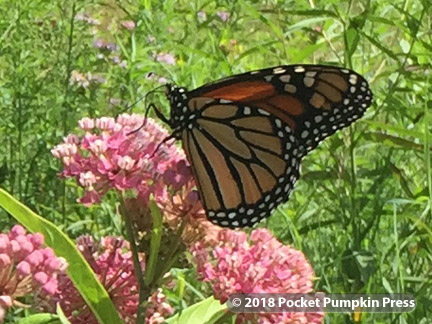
[191,64,373,154]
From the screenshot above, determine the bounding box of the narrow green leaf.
[165,296,228,324]
[238,0,283,39]
[0,188,123,324]
[360,31,399,61]
[56,304,72,324]
[363,120,427,142]
[364,132,425,151]
[16,314,60,324]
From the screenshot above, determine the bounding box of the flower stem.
[119,200,149,322]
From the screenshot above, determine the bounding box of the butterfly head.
[164,84,190,136]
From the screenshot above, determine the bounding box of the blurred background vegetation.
[0,0,431,323]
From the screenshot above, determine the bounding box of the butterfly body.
[162,65,373,228]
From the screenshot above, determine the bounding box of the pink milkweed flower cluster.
[192,228,324,324]
[51,114,221,242]
[145,288,174,324]
[50,236,173,324]
[0,225,66,323]
[52,114,187,207]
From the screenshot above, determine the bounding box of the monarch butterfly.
[154,65,373,228]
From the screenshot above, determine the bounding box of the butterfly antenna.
[125,84,167,136]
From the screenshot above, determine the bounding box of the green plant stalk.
[61,2,76,223]
[145,199,163,286]
[119,199,148,322]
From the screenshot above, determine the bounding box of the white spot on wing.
[258,108,270,116]
[294,66,305,73]
[279,75,291,83]
[284,84,297,93]
[273,67,286,74]
[304,76,315,87]
[306,71,317,77]
[349,74,358,85]
[228,212,236,219]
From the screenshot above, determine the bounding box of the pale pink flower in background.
[145,73,167,84]
[0,225,66,323]
[111,55,121,64]
[69,71,105,88]
[197,11,207,23]
[158,76,168,84]
[70,70,89,88]
[74,12,100,25]
[93,39,119,52]
[216,11,230,22]
[192,228,324,324]
[147,35,156,43]
[106,42,119,51]
[121,20,136,30]
[93,38,107,49]
[156,52,176,65]
[86,72,106,84]
[109,98,122,107]
[50,236,173,324]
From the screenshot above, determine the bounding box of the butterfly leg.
[150,133,176,158]
[147,103,170,125]
[127,103,169,136]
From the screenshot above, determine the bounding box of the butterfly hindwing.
[180,98,301,228]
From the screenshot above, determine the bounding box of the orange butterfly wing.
[190,64,373,154]
[165,65,373,227]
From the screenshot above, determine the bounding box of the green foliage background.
[0,0,431,323]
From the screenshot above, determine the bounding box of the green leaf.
[360,31,399,61]
[364,132,425,151]
[0,188,123,324]
[16,314,60,324]
[363,120,428,142]
[165,296,229,324]
[56,304,72,324]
